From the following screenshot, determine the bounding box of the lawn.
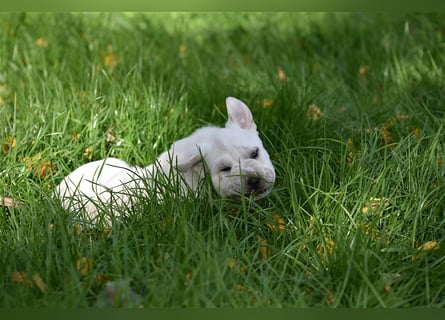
[1,12,445,307]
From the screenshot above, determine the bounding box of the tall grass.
[1,12,445,307]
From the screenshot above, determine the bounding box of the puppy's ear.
[171,143,207,173]
[225,97,257,132]
[175,153,202,173]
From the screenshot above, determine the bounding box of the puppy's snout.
[247,177,261,189]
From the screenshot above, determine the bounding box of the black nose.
[247,177,261,189]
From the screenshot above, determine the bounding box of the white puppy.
[55,97,275,221]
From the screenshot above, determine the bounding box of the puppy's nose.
[247,177,261,189]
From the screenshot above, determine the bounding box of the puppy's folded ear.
[170,142,207,173]
[225,97,257,132]
[175,153,202,173]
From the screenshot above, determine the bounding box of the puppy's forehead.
[217,128,262,147]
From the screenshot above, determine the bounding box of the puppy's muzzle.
[244,176,273,196]
[247,177,261,189]
[239,167,275,199]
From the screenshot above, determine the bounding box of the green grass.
[1,12,445,307]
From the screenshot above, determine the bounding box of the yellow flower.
[316,237,335,257]
[11,271,33,287]
[346,137,356,165]
[381,126,393,146]
[360,222,380,240]
[411,127,421,140]
[325,288,335,305]
[260,99,274,108]
[38,160,57,179]
[277,66,287,82]
[359,65,369,77]
[257,236,271,260]
[306,104,323,121]
[76,257,94,276]
[265,213,286,231]
[179,44,187,56]
[2,135,16,154]
[35,37,48,48]
[412,241,440,260]
[84,145,94,161]
[228,258,237,269]
[380,114,409,148]
[20,153,56,179]
[103,45,118,69]
[32,274,47,293]
[104,54,118,68]
[11,272,47,293]
[95,274,111,285]
[72,132,81,142]
[184,272,192,287]
[418,241,440,251]
[227,258,247,274]
[361,197,390,214]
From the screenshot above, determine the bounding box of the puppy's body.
[55,97,275,220]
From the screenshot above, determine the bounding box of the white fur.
[55,97,275,221]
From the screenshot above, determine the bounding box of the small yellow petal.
[11,271,29,284]
[412,241,440,260]
[35,37,48,48]
[227,258,247,274]
[33,274,47,293]
[277,66,287,82]
[228,258,237,269]
[179,44,187,55]
[411,127,421,139]
[306,104,323,121]
[317,237,335,256]
[325,288,335,305]
[184,272,192,286]
[84,145,94,161]
[361,197,390,215]
[257,236,271,260]
[418,241,440,251]
[38,160,57,179]
[76,257,94,275]
[260,99,274,108]
[0,196,23,207]
[266,213,286,231]
[359,65,369,77]
[2,136,16,154]
[72,132,81,142]
[104,53,118,68]
[12,272,34,288]
[19,153,56,179]
[96,274,111,284]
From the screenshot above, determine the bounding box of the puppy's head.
[209,97,275,199]
[207,129,276,199]
[171,97,275,199]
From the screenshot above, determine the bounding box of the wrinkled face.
[205,128,276,199]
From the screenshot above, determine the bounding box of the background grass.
[1,12,445,307]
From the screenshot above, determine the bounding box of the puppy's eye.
[250,148,259,159]
[220,166,231,173]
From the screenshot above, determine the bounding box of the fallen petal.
[0,196,23,207]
